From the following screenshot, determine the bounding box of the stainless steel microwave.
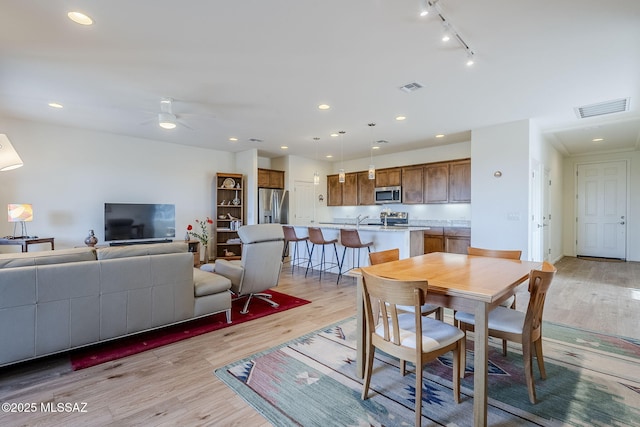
[374,186,402,204]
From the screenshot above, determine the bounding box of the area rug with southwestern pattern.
[215,317,640,427]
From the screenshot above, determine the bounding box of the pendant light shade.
[368,123,376,180]
[313,137,320,185]
[338,131,346,183]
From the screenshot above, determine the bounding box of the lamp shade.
[0,134,24,171]
[8,204,33,222]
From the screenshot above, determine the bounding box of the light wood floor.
[1,256,638,426]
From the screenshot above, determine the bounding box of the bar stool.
[337,229,374,284]
[282,225,310,274]
[305,227,340,281]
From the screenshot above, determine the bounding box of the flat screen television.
[104,203,176,243]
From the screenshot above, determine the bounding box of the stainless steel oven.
[374,186,401,204]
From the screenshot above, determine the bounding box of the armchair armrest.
[214,259,244,288]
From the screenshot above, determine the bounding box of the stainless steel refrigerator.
[258,188,289,224]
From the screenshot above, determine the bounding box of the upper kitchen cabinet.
[357,171,375,205]
[374,167,401,187]
[424,162,449,203]
[258,168,285,189]
[327,173,357,206]
[448,159,471,203]
[401,166,424,204]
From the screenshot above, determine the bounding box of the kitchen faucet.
[356,214,369,229]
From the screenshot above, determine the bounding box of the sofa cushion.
[0,247,97,269]
[193,268,231,297]
[96,242,187,260]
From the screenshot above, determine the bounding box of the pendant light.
[313,137,320,185]
[367,123,376,180]
[338,131,346,183]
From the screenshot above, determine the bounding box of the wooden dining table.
[353,251,542,427]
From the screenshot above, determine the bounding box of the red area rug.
[70,290,310,370]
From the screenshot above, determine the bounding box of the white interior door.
[576,161,627,259]
[529,162,542,261]
[293,180,315,225]
[543,168,551,261]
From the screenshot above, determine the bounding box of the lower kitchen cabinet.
[424,227,470,254]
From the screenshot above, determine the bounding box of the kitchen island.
[285,224,430,277]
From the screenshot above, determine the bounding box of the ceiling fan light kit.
[158,112,177,129]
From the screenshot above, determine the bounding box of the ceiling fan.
[141,97,194,130]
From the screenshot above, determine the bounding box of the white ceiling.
[1,0,639,161]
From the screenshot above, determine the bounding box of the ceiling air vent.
[399,82,423,93]
[574,98,630,119]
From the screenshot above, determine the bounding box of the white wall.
[0,118,235,252]
[471,120,532,259]
[237,149,258,224]
[562,150,640,261]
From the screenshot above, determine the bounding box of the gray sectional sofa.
[0,242,232,367]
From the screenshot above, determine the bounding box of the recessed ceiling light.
[48,102,63,109]
[326,155,333,158]
[372,146,380,150]
[330,133,339,137]
[435,134,445,138]
[395,116,406,121]
[229,137,238,142]
[280,146,288,150]
[318,104,330,110]
[67,11,93,26]
[592,138,604,142]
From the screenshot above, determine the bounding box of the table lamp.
[0,134,24,171]
[8,203,33,238]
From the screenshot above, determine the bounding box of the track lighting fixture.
[423,0,476,66]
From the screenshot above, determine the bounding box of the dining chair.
[360,269,464,427]
[462,246,523,353]
[368,248,443,321]
[454,261,557,404]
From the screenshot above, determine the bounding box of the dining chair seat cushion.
[454,306,525,335]
[397,303,441,315]
[500,294,516,308]
[375,314,464,352]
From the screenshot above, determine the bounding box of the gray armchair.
[213,224,285,314]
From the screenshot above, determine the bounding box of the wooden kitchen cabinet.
[424,226,471,254]
[327,173,357,206]
[402,166,424,204]
[375,168,401,187]
[357,171,375,205]
[424,163,449,203]
[258,168,285,189]
[327,174,342,206]
[423,227,444,253]
[448,159,471,203]
[342,173,358,205]
[444,227,471,254]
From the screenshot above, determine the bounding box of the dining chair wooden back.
[455,261,556,404]
[368,248,400,265]
[368,248,443,321]
[360,268,464,427]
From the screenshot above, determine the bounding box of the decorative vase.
[232,190,240,205]
[84,229,98,247]
[203,244,208,263]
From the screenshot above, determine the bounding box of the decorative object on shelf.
[218,215,226,220]
[84,229,98,247]
[227,213,238,220]
[236,182,241,188]
[223,178,236,188]
[232,190,241,205]
[224,249,236,257]
[187,217,213,248]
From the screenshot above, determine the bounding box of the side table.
[0,237,55,252]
